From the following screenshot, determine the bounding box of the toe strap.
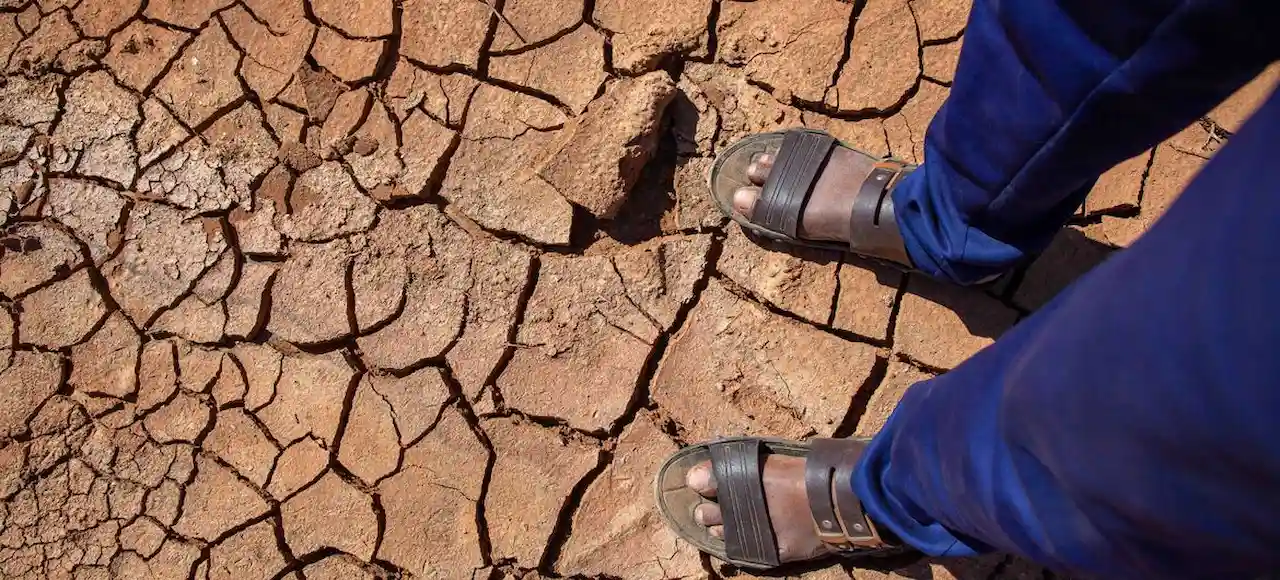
[709,439,781,568]
[755,129,838,239]
[805,438,885,550]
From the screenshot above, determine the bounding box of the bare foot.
[732,149,879,243]
[686,455,834,563]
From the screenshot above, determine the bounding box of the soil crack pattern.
[0,0,1256,578]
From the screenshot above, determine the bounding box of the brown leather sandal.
[709,128,916,268]
[654,437,910,570]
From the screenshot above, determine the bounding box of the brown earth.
[0,0,1259,578]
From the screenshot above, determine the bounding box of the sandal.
[710,128,916,268]
[654,437,909,570]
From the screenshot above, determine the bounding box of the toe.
[747,153,775,185]
[732,186,760,219]
[709,525,724,539]
[694,503,723,526]
[686,461,718,498]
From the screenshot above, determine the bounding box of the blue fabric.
[854,1,1280,578]
[891,0,1277,285]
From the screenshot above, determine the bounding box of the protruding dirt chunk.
[665,157,723,230]
[283,471,378,560]
[595,0,711,73]
[559,416,703,579]
[104,21,189,92]
[233,342,283,412]
[103,202,227,326]
[490,26,608,114]
[7,10,77,75]
[347,102,403,190]
[295,66,347,123]
[0,350,62,439]
[203,104,279,197]
[401,0,491,69]
[718,0,851,105]
[652,280,880,440]
[268,240,352,344]
[153,24,244,128]
[538,72,676,218]
[484,418,600,565]
[208,519,287,580]
[894,276,1017,370]
[378,408,486,576]
[257,350,356,446]
[174,455,270,541]
[137,340,179,413]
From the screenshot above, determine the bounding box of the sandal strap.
[805,438,886,549]
[708,439,781,568]
[756,129,838,239]
[752,129,913,267]
[848,162,914,266]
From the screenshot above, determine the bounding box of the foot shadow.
[583,88,704,247]
[1009,227,1119,311]
[886,554,1059,580]
[738,227,907,291]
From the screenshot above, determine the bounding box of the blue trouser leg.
[891,0,1279,284]
[855,53,1280,580]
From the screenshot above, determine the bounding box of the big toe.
[733,186,760,218]
[686,462,718,497]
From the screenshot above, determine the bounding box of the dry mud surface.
[1,0,1274,578]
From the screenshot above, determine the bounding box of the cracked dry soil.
[1,0,1273,578]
